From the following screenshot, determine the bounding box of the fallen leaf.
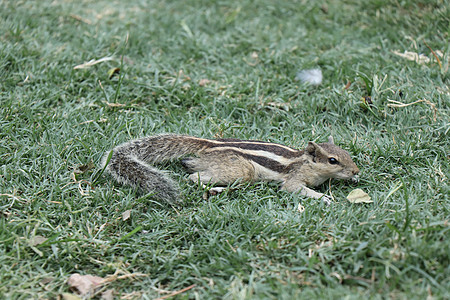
[30,235,48,246]
[101,289,115,300]
[62,293,82,300]
[198,79,211,86]
[122,210,131,221]
[68,274,104,296]
[347,188,373,203]
[108,67,120,79]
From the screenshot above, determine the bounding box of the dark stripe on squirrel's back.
[223,149,291,173]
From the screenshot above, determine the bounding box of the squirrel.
[102,134,359,204]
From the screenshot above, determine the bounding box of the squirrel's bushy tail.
[102,134,208,203]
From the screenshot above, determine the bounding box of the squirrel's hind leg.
[184,152,256,186]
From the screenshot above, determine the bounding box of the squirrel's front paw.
[202,186,226,199]
[208,186,226,195]
[351,175,360,184]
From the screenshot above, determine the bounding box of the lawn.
[0,0,449,299]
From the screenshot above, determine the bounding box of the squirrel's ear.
[306,141,319,154]
[307,141,330,158]
[328,136,334,144]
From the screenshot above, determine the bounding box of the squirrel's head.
[306,136,360,181]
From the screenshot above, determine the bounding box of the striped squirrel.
[103,134,359,204]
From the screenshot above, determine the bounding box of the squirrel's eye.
[328,157,338,165]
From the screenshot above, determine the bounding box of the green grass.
[1,0,449,298]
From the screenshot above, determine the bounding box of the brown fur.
[103,134,359,203]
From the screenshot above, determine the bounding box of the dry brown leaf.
[347,188,373,203]
[107,67,120,79]
[122,210,131,221]
[61,293,82,300]
[101,289,115,300]
[198,79,211,86]
[30,235,48,246]
[68,274,104,296]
